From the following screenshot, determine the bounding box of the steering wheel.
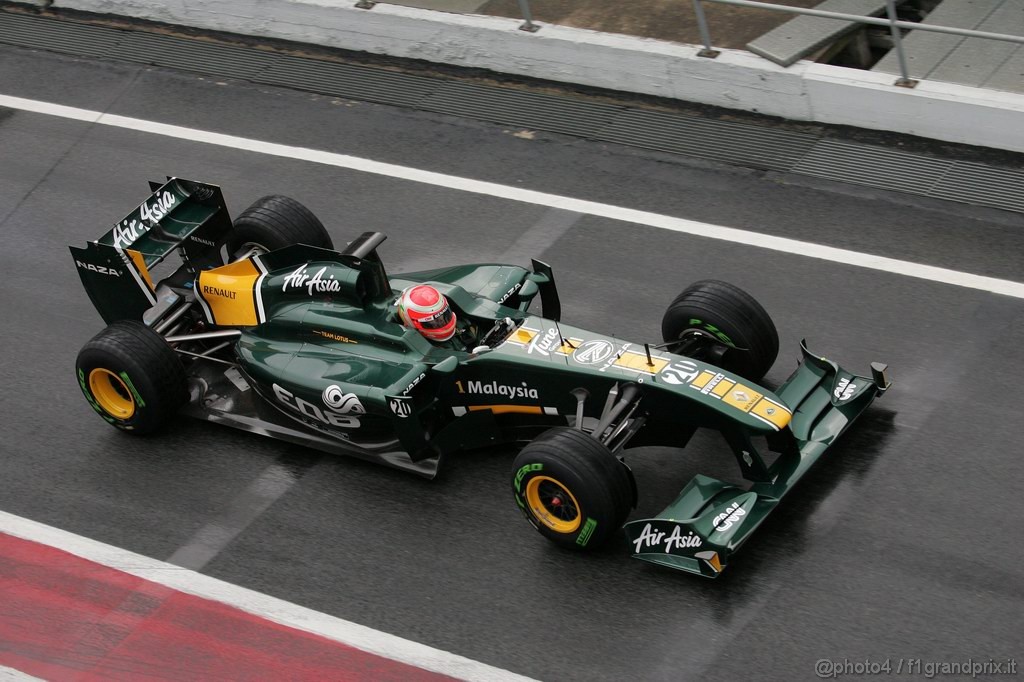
[478,317,516,348]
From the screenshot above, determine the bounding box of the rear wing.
[69,178,232,324]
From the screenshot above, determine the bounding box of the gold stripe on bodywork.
[750,397,792,429]
[722,385,763,411]
[509,328,538,345]
[467,405,544,415]
[556,338,584,355]
[690,370,716,389]
[125,249,155,291]
[196,259,260,326]
[613,352,669,374]
[711,379,736,398]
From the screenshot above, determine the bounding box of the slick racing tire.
[662,279,779,382]
[228,195,333,256]
[75,321,188,435]
[511,427,632,551]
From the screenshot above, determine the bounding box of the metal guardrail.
[691,0,1024,87]
[357,0,1024,85]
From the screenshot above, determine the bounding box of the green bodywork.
[71,179,891,577]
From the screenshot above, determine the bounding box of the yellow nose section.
[196,259,263,326]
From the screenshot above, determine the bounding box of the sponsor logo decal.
[272,383,361,429]
[312,330,357,344]
[76,261,121,277]
[282,264,342,296]
[631,523,702,554]
[111,190,178,248]
[700,372,726,395]
[572,340,615,365]
[118,371,146,407]
[401,372,425,396]
[576,518,598,547]
[389,396,412,418]
[713,502,746,532]
[514,462,542,493]
[527,327,559,356]
[599,342,631,372]
[834,377,858,402]
[687,318,733,345]
[202,285,236,300]
[455,380,539,399]
[322,385,366,414]
[660,360,699,385]
[501,324,580,353]
[724,387,761,411]
[78,368,114,423]
[498,282,522,304]
[189,235,216,247]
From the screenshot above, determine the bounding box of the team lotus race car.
[71,178,891,578]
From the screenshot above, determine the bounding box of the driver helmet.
[397,285,457,342]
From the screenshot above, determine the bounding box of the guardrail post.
[691,0,721,57]
[885,0,917,87]
[516,0,540,32]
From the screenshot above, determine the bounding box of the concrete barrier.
[12,0,1024,153]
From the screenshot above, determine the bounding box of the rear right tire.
[228,195,333,256]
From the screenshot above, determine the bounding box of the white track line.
[3,93,1023,300]
[0,511,535,682]
[0,665,43,682]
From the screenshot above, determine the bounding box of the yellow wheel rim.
[525,476,581,534]
[88,368,135,420]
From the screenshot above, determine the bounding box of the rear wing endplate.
[69,178,232,324]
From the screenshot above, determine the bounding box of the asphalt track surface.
[2,44,1023,680]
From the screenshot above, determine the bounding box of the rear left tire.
[75,321,188,435]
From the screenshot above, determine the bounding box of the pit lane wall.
[14,0,1024,154]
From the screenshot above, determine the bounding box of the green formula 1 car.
[71,178,891,578]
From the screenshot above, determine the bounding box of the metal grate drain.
[597,108,819,171]
[792,139,953,196]
[1,9,1022,214]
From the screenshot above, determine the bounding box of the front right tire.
[661,279,779,381]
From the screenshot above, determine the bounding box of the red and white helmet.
[396,285,457,342]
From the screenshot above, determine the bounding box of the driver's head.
[397,284,457,342]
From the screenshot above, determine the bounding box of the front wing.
[624,341,891,577]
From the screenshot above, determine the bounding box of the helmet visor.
[418,307,454,330]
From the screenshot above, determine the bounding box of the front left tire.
[511,427,633,550]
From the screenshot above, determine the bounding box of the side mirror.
[432,356,459,374]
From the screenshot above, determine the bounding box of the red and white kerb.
[396,285,457,342]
